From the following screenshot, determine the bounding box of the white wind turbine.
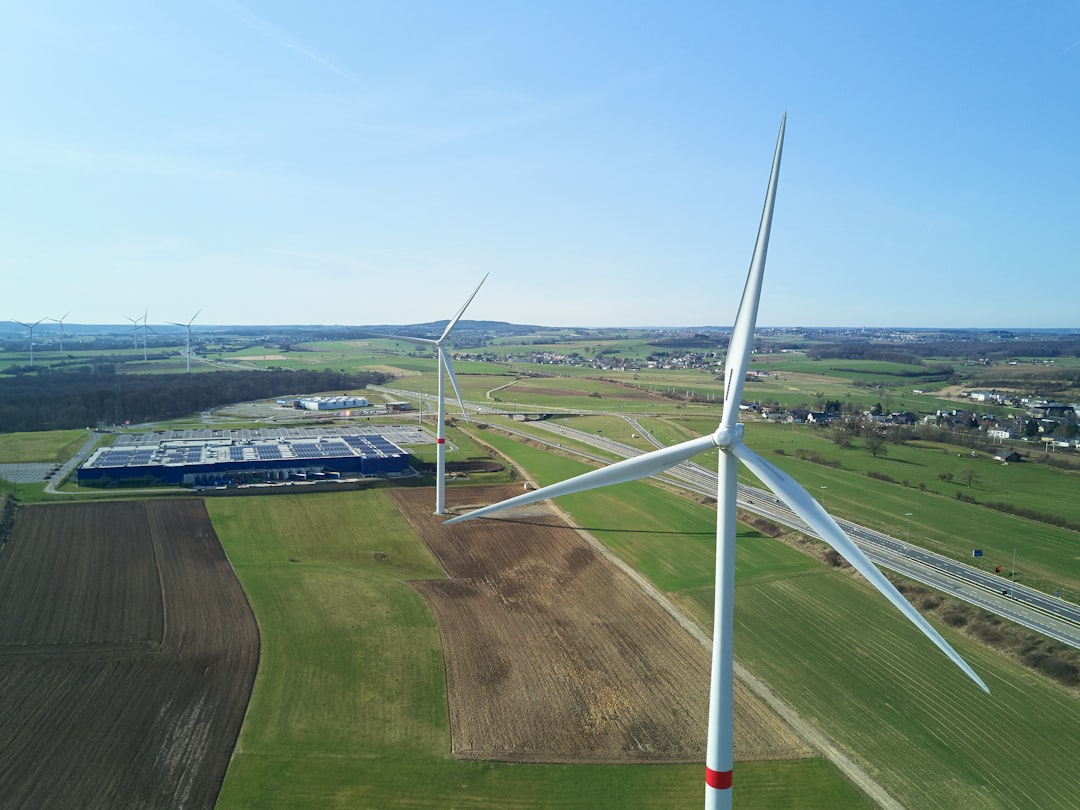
[12,318,45,367]
[446,117,988,810]
[125,310,149,359]
[124,314,141,351]
[50,312,70,353]
[366,275,487,514]
[138,307,149,362]
[168,310,201,373]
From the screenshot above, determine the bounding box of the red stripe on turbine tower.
[705,767,732,790]
[436,438,445,444]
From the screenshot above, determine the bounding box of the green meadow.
[628,416,1080,598]
[0,429,87,463]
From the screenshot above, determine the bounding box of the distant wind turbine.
[12,318,45,367]
[140,308,149,362]
[124,310,149,361]
[446,116,987,810]
[364,275,487,514]
[50,312,70,353]
[167,310,201,373]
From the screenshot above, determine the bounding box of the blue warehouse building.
[78,431,410,487]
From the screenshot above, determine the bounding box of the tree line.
[0,369,389,432]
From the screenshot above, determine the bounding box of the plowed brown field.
[392,486,809,765]
[0,500,259,809]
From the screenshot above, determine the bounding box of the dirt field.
[391,486,810,764]
[0,500,259,809]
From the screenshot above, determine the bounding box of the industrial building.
[275,395,369,411]
[77,429,409,487]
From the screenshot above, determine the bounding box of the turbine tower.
[447,117,988,810]
[50,312,70,353]
[167,310,201,373]
[366,275,487,514]
[12,318,45,367]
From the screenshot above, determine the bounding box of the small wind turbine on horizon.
[50,312,70,353]
[124,310,150,361]
[363,275,488,514]
[446,116,988,810]
[167,310,201,373]
[124,314,141,352]
[12,318,45,367]
[140,308,149,362]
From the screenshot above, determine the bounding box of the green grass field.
[209,490,868,808]
[0,429,87,463]
[631,416,1080,599]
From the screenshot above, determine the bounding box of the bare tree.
[864,428,887,458]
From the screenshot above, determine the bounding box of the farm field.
[210,489,868,808]
[478,431,1080,810]
[0,499,258,808]
[393,485,809,764]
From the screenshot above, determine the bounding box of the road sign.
[972,549,983,558]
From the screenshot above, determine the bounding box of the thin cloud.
[211,0,364,86]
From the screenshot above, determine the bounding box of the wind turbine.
[12,318,45,367]
[124,314,141,352]
[446,117,988,810]
[365,275,487,514]
[167,310,201,373]
[50,312,70,353]
[140,308,149,362]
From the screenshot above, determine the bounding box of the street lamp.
[819,486,827,507]
[904,512,913,544]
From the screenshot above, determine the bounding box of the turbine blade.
[445,433,718,524]
[439,273,488,343]
[441,349,470,423]
[189,309,201,326]
[355,329,436,348]
[733,442,989,693]
[720,115,786,431]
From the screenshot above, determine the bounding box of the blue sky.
[2,1,1077,329]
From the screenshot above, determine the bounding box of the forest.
[0,369,388,432]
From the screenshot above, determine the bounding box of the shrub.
[919,594,941,611]
[942,606,968,627]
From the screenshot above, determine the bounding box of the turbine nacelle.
[711,424,742,450]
